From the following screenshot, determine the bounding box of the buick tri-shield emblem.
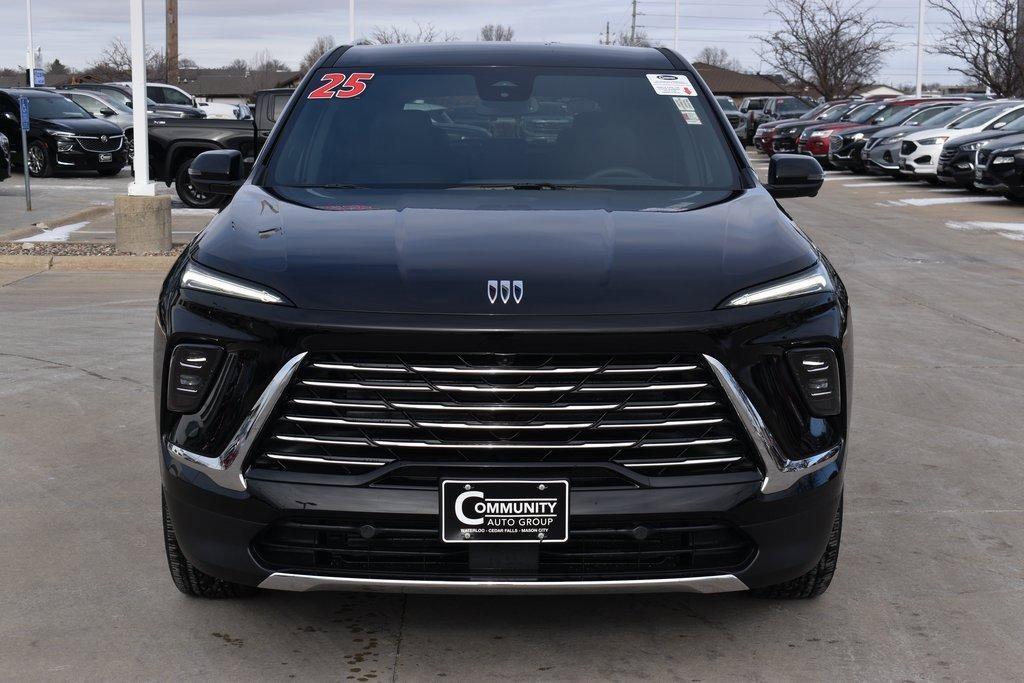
[487,280,524,304]
[100,135,108,142]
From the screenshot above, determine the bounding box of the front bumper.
[55,147,127,171]
[157,266,851,594]
[899,144,941,177]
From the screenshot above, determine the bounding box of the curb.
[0,254,176,272]
[0,204,115,242]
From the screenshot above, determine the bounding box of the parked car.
[796,101,886,163]
[765,100,859,155]
[738,96,767,144]
[715,96,747,143]
[0,88,126,177]
[865,101,1000,177]
[69,83,205,119]
[197,101,252,120]
[982,141,1024,201]
[57,88,139,159]
[0,132,10,182]
[935,111,1024,189]
[828,100,965,173]
[158,43,849,601]
[753,100,849,153]
[898,101,1024,183]
[146,88,291,207]
[759,96,814,125]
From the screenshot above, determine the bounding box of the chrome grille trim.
[390,401,622,412]
[265,453,391,466]
[596,417,723,429]
[293,398,387,409]
[619,456,743,467]
[374,439,637,450]
[638,437,735,448]
[302,380,434,391]
[416,420,595,430]
[413,365,600,375]
[284,415,414,428]
[601,365,697,373]
[621,401,716,410]
[578,382,707,393]
[434,383,576,393]
[313,362,408,373]
[275,434,373,446]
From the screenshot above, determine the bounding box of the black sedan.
[0,88,127,177]
[976,137,1024,199]
[0,132,10,182]
[936,119,1024,189]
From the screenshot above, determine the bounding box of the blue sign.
[33,68,45,87]
[18,97,30,131]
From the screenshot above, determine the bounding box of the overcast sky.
[0,0,964,86]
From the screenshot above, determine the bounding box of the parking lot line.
[885,196,1002,207]
[947,221,1024,240]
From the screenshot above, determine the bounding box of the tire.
[27,140,52,178]
[174,160,226,209]
[751,497,842,599]
[1003,190,1024,203]
[162,491,257,598]
[923,176,940,185]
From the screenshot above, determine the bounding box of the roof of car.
[333,42,677,69]
[1,88,62,98]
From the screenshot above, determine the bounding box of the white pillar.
[348,0,355,43]
[128,0,156,196]
[673,0,679,52]
[25,0,34,87]
[915,0,925,97]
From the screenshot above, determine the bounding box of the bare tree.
[755,0,901,100]
[248,49,290,90]
[299,35,336,72]
[86,38,133,81]
[225,58,249,74]
[364,22,459,44]
[479,24,514,41]
[929,0,1024,97]
[694,46,744,72]
[613,30,652,47]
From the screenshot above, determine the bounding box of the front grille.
[252,517,756,581]
[829,135,843,151]
[726,113,741,128]
[901,140,917,156]
[864,137,879,150]
[977,147,993,166]
[76,135,123,153]
[250,352,758,479]
[938,147,957,163]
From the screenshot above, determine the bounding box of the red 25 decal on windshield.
[308,72,375,99]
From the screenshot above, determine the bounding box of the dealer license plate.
[99,153,113,163]
[441,479,569,543]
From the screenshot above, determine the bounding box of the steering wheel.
[584,167,654,181]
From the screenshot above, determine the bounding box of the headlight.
[917,136,949,146]
[180,262,290,305]
[0,134,8,153]
[880,134,905,145]
[45,129,75,138]
[721,261,833,308]
[959,141,983,152]
[809,129,833,138]
[850,132,864,141]
[56,140,75,152]
[991,155,1016,165]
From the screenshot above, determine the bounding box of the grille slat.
[251,352,758,478]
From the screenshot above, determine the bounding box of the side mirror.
[188,150,244,198]
[992,120,1007,129]
[765,154,825,199]
[100,108,116,117]
[3,111,17,121]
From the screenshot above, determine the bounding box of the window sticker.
[307,72,375,99]
[672,97,694,112]
[682,111,703,125]
[646,73,697,96]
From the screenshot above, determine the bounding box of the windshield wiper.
[450,182,582,190]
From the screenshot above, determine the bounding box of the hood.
[762,117,804,130]
[193,185,817,316]
[38,117,124,136]
[906,126,976,142]
[947,128,1022,149]
[802,121,859,135]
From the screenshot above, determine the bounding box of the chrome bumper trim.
[165,352,308,491]
[703,354,842,495]
[258,572,749,594]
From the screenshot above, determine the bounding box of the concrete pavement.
[1,167,1023,680]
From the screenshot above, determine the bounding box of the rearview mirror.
[100,108,116,117]
[188,150,244,198]
[765,154,824,199]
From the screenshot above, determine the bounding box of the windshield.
[716,96,738,112]
[265,67,739,190]
[848,103,888,123]
[777,98,809,113]
[951,103,1020,129]
[921,103,993,128]
[28,95,90,119]
[903,105,952,126]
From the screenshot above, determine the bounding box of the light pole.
[25,0,34,87]
[349,0,355,43]
[915,0,925,96]
[674,0,679,51]
[128,0,156,197]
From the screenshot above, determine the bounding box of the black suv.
[0,88,127,177]
[156,43,849,599]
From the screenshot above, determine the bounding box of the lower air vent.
[252,517,756,581]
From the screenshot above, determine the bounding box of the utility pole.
[914,0,924,96]
[25,0,34,87]
[605,21,611,45]
[630,0,638,44]
[166,0,179,84]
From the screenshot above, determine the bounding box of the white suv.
[898,101,1024,181]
